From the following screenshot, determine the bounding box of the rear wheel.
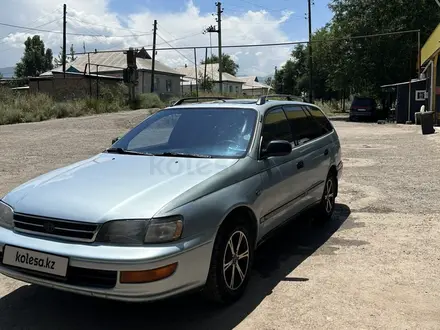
[202,220,254,305]
[315,173,337,222]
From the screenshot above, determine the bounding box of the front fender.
[157,173,262,243]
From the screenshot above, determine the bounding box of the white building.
[176,63,245,95]
[238,76,272,96]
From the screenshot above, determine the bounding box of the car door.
[303,105,333,204]
[257,107,305,236]
[283,104,329,210]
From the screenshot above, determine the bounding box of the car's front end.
[0,200,217,302]
[0,152,241,302]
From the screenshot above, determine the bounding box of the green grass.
[314,100,350,116]
[0,84,165,126]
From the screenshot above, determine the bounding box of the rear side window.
[305,105,333,133]
[261,108,293,149]
[282,105,310,144]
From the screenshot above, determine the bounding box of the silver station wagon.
[0,95,343,304]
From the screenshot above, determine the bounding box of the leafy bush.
[0,85,130,125]
[130,93,164,110]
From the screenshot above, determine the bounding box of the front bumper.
[0,227,213,302]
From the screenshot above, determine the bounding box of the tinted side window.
[283,105,311,144]
[261,108,293,149]
[305,105,333,133]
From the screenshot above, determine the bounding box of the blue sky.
[109,0,334,41]
[0,0,334,76]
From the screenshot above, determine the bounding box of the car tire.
[202,219,254,305]
[314,172,337,222]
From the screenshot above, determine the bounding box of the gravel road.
[1,110,440,329]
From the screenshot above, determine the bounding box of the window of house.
[236,86,239,93]
[166,79,172,92]
[154,77,160,91]
[261,108,293,150]
[229,85,233,93]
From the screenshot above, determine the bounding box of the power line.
[156,31,204,46]
[66,15,153,35]
[73,29,420,55]
[156,32,195,65]
[0,18,61,45]
[0,21,153,38]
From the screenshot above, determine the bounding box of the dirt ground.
[1,110,440,329]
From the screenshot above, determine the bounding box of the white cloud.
[0,0,300,76]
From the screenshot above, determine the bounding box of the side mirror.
[261,140,292,158]
[111,136,120,144]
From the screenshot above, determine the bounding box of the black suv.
[349,97,377,122]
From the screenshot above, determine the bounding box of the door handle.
[297,160,304,169]
[324,149,329,156]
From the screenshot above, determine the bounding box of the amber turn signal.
[120,263,178,284]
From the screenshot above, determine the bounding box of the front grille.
[0,253,117,289]
[13,213,99,242]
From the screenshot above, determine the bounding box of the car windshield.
[111,107,258,158]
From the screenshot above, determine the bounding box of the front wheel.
[315,173,337,222]
[202,221,254,305]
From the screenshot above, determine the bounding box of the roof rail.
[171,96,233,106]
[256,94,306,105]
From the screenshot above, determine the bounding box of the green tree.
[327,0,440,96]
[198,72,214,92]
[264,76,273,87]
[69,44,76,62]
[201,53,239,76]
[54,44,76,67]
[15,35,54,77]
[275,0,440,100]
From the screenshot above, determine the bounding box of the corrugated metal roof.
[237,76,258,85]
[175,63,244,83]
[50,52,182,76]
[380,78,427,88]
[421,23,440,65]
[242,80,272,90]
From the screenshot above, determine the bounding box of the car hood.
[3,153,238,223]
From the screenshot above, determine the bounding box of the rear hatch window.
[351,98,376,109]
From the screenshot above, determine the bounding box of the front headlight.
[95,216,183,245]
[0,201,14,229]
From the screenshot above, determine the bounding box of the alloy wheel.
[222,230,250,291]
[324,177,335,214]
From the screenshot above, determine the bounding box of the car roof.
[166,97,316,115]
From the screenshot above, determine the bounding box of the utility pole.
[203,25,218,90]
[274,66,277,91]
[125,47,138,104]
[62,4,67,76]
[150,19,157,93]
[204,47,208,92]
[307,0,313,103]
[216,2,224,94]
[417,29,421,78]
[194,48,199,98]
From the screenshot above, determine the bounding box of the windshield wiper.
[105,147,154,156]
[154,151,212,158]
